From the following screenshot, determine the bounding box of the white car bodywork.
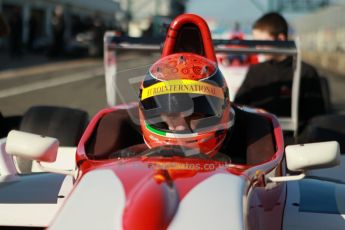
[0,129,343,229]
[49,171,246,230]
[0,136,75,227]
[283,155,345,230]
[167,173,245,230]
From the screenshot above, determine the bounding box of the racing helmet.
[139,52,233,157]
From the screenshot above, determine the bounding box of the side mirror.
[269,141,340,182]
[5,130,59,162]
[286,141,340,171]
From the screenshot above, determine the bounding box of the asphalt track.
[0,58,107,117]
[0,52,158,117]
[0,52,344,118]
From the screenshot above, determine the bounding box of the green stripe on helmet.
[146,123,166,136]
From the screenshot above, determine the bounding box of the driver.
[138,52,275,164]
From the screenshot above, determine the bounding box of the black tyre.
[0,111,22,138]
[298,114,345,153]
[17,106,89,173]
[20,106,89,146]
[319,76,331,114]
[0,111,4,138]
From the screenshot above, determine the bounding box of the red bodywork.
[162,14,217,62]
[72,104,286,230]
[217,33,259,67]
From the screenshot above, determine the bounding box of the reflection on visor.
[145,108,235,137]
[140,93,224,118]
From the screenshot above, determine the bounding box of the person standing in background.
[8,7,23,58]
[49,5,65,57]
[91,12,105,57]
[234,12,326,132]
[0,13,9,37]
[28,13,38,52]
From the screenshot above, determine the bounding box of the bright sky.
[186,0,345,35]
[187,0,264,22]
[186,0,264,34]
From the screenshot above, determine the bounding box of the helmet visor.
[140,92,225,133]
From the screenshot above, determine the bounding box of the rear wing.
[104,32,301,136]
[105,34,298,54]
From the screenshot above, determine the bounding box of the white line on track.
[0,68,104,98]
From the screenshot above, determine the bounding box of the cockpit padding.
[220,106,276,165]
[86,105,276,164]
[298,114,345,153]
[85,107,143,159]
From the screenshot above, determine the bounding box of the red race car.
[0,14,343,230]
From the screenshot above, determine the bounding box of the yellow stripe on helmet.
[141,79,224,100]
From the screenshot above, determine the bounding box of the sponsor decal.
[141,79,224,100]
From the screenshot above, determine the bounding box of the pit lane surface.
[0,52,344,118]
[0,52,157,117]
